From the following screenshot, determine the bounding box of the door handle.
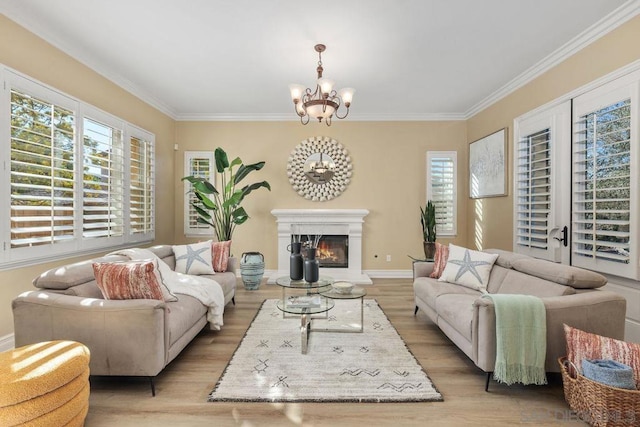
[553,226,568,247]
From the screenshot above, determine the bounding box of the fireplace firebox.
[296,235,348,268]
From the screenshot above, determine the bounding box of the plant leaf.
[193,179,217,195]
[222,190,243,209]
[195,192,217,210]
[231,207,249,225]
[215,147,229,173]
[192,204,212,219]
[234,161,266,185]
[230,157,242,168]
[239,181,271,203]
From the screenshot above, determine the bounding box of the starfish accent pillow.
[438,244,498,292]
[173,241,216,275]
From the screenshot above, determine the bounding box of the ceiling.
[1,0,637,121]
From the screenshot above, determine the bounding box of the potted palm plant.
[421,200,437,260]
[182,148,270,290]
[182,147,270,242]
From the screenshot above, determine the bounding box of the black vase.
[304,247,320,283]
[289,242,303,280]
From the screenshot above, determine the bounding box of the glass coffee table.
[318,285,367,333]
[275,276,335,354]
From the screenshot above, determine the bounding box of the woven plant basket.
[558,357,640,426]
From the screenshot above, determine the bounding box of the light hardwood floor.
[86,279,584,426]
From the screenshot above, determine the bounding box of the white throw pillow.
[172,241,215,275]
[438,244,498,292]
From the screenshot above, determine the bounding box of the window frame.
[1,66,155,269]
[183,151,215,237]
[426,151,457,237]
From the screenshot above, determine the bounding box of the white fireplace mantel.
[268,209,372,284]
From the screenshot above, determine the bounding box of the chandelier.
[289,44,355,126]
[305,152,335,183]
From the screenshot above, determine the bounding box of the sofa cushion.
[493,270,575,297]
[199,271,236,300]
[414,277,480,311]
[93,260,167,301]
[211,241,232,272]
[435,294,477,341]
[33,254,129,290]
[511,258,606,289]
[167,295,208,346]
[439,244,498,292]
[62,281,103,298]
[173,241,216,275]
[483,249,531,269]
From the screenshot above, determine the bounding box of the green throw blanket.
[483,294,547,385]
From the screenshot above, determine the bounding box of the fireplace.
[269,209,371,284]
[297,235,348,268]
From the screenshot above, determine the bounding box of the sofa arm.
[413,261,434,280]
[12,291,169,377]
[472,290,626,372]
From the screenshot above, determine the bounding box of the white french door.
[513,101,571,263]
[514,70,640,280]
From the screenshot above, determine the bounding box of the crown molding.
[464,0,640,119]
[175,112,467,122]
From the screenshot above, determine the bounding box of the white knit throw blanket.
[110,248,225,330]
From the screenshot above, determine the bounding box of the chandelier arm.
[335,106,350,120]
[325,115,332,126]
[300,114,310,125]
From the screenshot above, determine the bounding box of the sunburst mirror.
[287,136,352,201]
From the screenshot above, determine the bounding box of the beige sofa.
[413,249,626,389]
[12,245,237,395]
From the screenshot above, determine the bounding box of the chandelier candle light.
[289,44,355,126]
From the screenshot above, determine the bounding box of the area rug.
[208,298,443,402]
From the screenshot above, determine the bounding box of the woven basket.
[558,357,640,426]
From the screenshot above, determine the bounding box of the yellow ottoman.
[0,340,90,427]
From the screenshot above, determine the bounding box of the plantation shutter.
[184,151,214,236]
[129,132,155,240]
[516,129,551,252]
[426,151,457,236]
[9,90,76,248]
[513,102,570,262]
[82,117,124,241]
[572,78,638,279]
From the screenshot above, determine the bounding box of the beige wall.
[0,16,176,337]
[174,121,469,269]
[466,15,640,251]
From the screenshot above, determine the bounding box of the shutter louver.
[572,99,632,270]
[82,118,124,239]
[10,90,76,248]
[129,136,154,236]
[516,129,551,251]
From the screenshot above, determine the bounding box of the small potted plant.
[421,200,437,260]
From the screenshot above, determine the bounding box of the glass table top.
[275,275,334,290]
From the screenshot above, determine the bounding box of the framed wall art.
[469,128,507,198]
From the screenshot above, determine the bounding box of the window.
[572,77,637,278]
[183,151,214,236]
[426,151,457,236]
[1,67,155,268]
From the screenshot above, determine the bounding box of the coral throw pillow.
[212,240,232,272]
[429,242,450,279]
[438,244,498,292]
[93,260,165,301]
[564,324,640,388]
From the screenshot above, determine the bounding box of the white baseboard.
[365,269,413,279]
[0,333,14,351]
